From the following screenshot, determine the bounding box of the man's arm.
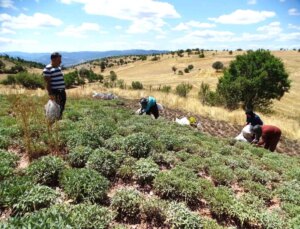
[44,76,52,95]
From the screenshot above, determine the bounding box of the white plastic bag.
[45,100,60,122]
[157,103,164,111]
[175,117,190,125]
[235,125,253,142]
[92,92,118,100]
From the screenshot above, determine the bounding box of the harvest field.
[0,95,299,228]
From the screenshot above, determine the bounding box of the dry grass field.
[0,50,299,140]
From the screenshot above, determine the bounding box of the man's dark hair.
[51,52,61,60]
[140,97,148,109]
[245,109,254,116]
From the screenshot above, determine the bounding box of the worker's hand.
[49,95,55,100]
[251,139,258,144]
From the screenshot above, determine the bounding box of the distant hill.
[1,50,168,67]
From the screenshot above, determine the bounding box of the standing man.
[43,52,66,119]
[139,96,159,119]
[251,125,281,152]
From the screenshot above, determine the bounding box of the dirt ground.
[122,99,300,157]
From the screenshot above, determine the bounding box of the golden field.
[0,51,299,140]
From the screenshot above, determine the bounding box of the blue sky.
[0,0,300,52]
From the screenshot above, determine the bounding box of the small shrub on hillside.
[241,180,272,202]
[206,186,235,218]
[158,134,181,151]
[202,218,225,229]
[111,188,143,222]
[141,197,167,225]
[160,85,171,93]
[248,166,271,184]
[13,184,58,214]
[134,158,159,184]
[123,133,153,158]
[131,81,143,90]
[178,70,184,75]
[150,151,177,168]
[209,165,235,185]
[67,145,93,168]
[87,148,119,177]
[104,135,124,151]
[1,72,44,89]
[66,128,105,149]
[153,166,203,203]
[0,176,34,208]
[117,157,137,181]
[60,168,109,203]
[2,204,114,228]
[0,150,19,180]
[166,202,202,229]
[175,83,193,97]
[26,156,65,186]
[234,168,252,182]
[0,135,11,149]
[179,155,206,173]
[276,180,300,205]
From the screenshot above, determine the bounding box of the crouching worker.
[245,109,263,126]
[139,96,159,119]
[251,125,281,152]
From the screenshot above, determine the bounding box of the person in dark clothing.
[139,96,159,119]
[245,110,263,126]
[43,52,66,119]
[251,125,281,152]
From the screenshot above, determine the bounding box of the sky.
[0,0,300,52]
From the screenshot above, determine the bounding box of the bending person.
[139,96,159,119]
[251,125,281,152]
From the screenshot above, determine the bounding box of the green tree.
[217,49,291,110]
[109,71,117,82]
[212,61,224,72]
[175,83,193,97]
[0,60,5,70]
[229,50,233,55]
[172,66,177,74]
[100,61,106,72]
[188,65,194,70]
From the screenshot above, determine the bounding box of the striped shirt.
[43,64,65,90]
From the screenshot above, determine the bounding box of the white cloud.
[115,25,122,30]
[209,10,275,24]
[0,0,15,9]
[58,22,102,38]
[288,24,300,30]
[257,21,282,35]
[155,34,166,39]
[172,29,235,45]
[248,0,256,5]
[279,32,300,41]
[0,13,62,29]
[0,27,16,34]
[59,0,180,20]
[288,8,300,16]
[127,18,165,34]
[173,20,215,31]
[0,36,37,45]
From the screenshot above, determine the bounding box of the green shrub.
[141,197,167,225]
[150,151,177,168]
[111,188,143,222]
[26,156,65,186]
[209,165,234,185]
[206,186,235,218]
[87,148,119,177]
[160,85,171,93]
[166,202,202,229]
[104,135,124,151]
[241,180,272,201]
[13,184,58,214]
[117,157,137,181]
[60,168,109,203]
[0,150,19,180]
[158,134,181,151]
[0,135,11,150]
[153,166,203,203]
[66,129,105,149]
[276,180,300,205]
[131,81,143,89]
[248,166,271,184]
[1,72,44,89]
[2,204,114,229]
[175,83,193,97]
[202,218,225,229]
[67,145,93,168]
[0,176,34,208]
[134,158,159,184]
[123,133,153,158]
